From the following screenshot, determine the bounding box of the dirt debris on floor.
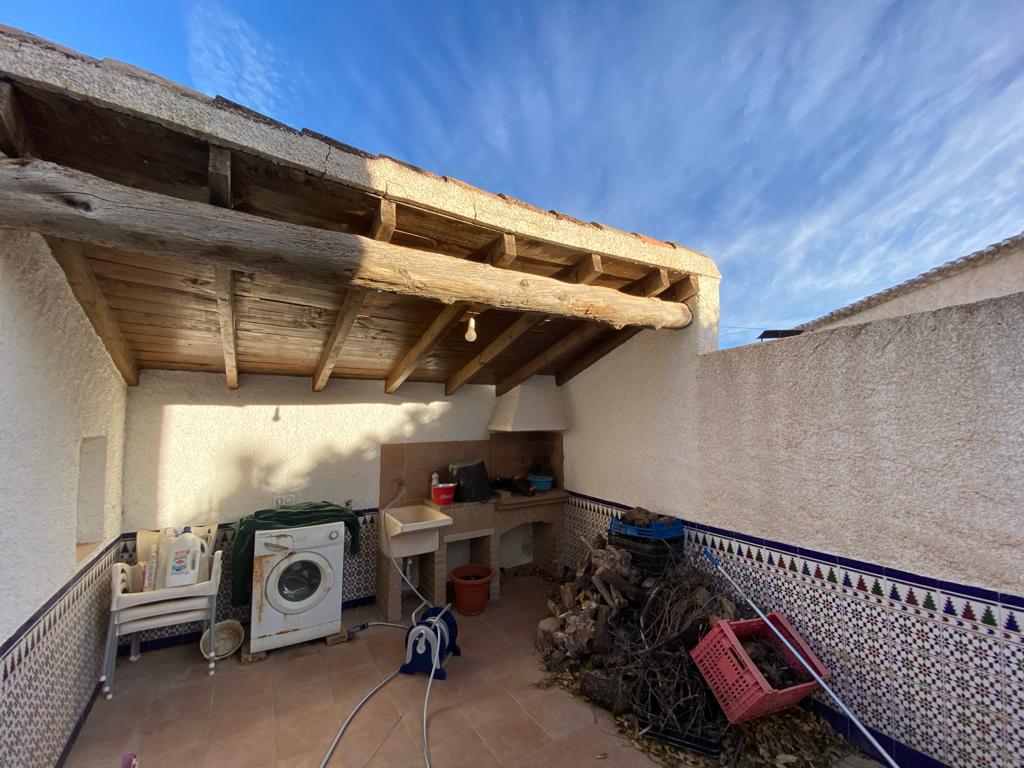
[536,519,855,767]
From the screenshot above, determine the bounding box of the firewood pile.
[536,520,854,767]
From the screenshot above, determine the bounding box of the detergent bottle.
[161,526,206,588]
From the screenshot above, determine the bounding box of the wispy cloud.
[185,2,306,125]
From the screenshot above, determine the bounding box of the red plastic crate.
[690,612,828,724]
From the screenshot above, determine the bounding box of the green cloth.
[230,501,360,607]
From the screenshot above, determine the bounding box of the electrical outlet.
[273,494,296,508]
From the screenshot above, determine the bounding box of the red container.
[431,483,456,505]
[450,564,493,615]
[690,612,828,724]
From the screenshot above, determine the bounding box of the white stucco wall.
[813,242,1024,330]
[0,232,126,642]
[562,275,720,509]
[564,285,1023,594]
[696,293,1023,594]
[122,371,496,531]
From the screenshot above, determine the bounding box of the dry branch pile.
[537,529,853,767]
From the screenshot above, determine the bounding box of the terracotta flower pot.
[450,564,493,616]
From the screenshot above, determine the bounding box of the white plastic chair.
[100,550,223,699]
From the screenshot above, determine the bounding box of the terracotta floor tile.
[212,666,273,712]
[139,710,209,758]
[147,679,214,724]
[401,695,471,749]
[384,669,454,717]
[364,724,422,768]
[504,741,581,768]
[276,703,340,762]
[455,683,525,728]
[474,707,554,765]
[328,664,389,711]
[203,724,277,768]
[274,678,335,718]
[521,690,602,740]
[141,744,208,768]
[337,717,405,768]
[272,651,327,690]
[424,729,501,768]
[321,637,376,675]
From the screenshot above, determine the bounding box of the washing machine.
[250,521,345,652]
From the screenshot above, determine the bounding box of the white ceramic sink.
[380,504,453,558]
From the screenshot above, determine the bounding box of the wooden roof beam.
[371,199,396,242]
[487,233,517,268]
[444,254,605,396]
[312,198,393,391]
[48,238,139,385]
[0,82,36,158]
[555,275,699,386]
[212,267,238,389]
[0,160,692,330]
[312,288,365,391]
[385,302,468,394]
[495,268,687,396]
[208,145,232,209]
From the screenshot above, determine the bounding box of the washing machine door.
[265,551,334,615]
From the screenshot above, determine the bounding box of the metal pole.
[701,547,899,768]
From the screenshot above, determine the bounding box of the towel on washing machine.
[230,501,360,607]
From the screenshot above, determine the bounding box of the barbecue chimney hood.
[489,376,568,432]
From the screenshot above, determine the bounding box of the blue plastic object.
[609,515,685,540]
[400,607,461,680]
[527,474,554,491]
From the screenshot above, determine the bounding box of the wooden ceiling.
[0,78,699,394]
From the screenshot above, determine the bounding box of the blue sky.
[6,1,1024,346]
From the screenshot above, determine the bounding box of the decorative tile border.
[564,491,1024,768]
[1,539,120,768]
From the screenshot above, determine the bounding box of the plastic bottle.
[142,544,158,591]
[162,526,206,588]
[431,472,440,487]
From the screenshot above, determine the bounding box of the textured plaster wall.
[122,371,495,531]
[815,246,1024,330]
[697,292,1024,593]
[0,232,126,642]
[561,275,720,509]
[563,281,1023,593]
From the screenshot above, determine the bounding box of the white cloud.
[185,3,305,124]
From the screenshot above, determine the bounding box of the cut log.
[0,160,692,330]
[46,238,138,385]
[312,288,365,391]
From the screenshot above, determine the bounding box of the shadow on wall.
[123,374,495,531]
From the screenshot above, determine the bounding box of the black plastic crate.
[634,712,724,757]
[607,531,685,578]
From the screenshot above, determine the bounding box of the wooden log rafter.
[385,302,468,394]
[1,85,140,386]
[495,268,687,396]
[212,266,239,389]
[0,160,692,330]
[48,238,140,385]
[312,288,366,391]
[555,275,700,386]
[445,254,605,396]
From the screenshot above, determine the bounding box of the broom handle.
[702,547,899,768]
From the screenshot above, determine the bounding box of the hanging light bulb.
[465,315,477,342]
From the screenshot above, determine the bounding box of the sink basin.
[380,504,453,558]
